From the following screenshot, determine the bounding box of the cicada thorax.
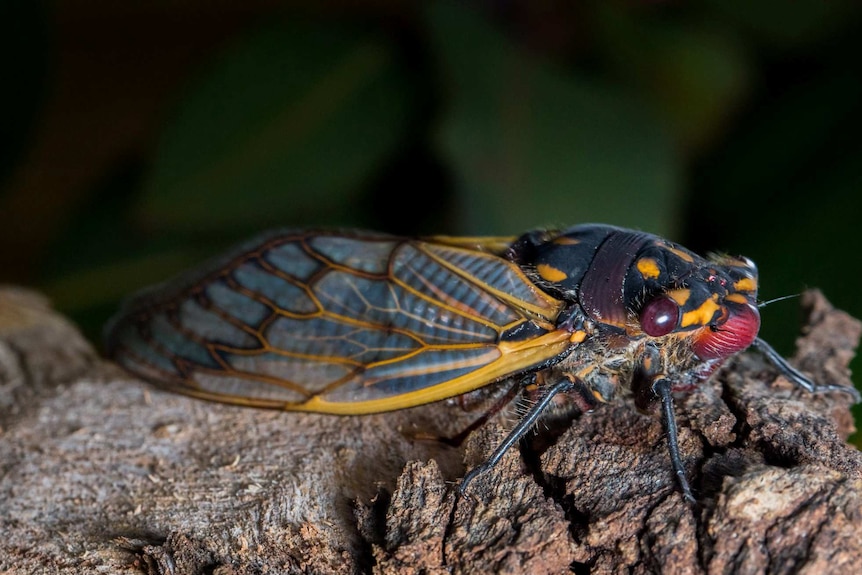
[511,225,762,409]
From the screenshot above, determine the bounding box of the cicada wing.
[422,235,518,256]
[106,229,572,414]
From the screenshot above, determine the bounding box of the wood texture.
[1,288,860,574]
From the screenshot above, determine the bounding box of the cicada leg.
[752,338,861,402]
[409,378,524,447]
[652,377,696,504]
[458,376,580,495]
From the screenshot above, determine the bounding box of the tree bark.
[1,288,860,574]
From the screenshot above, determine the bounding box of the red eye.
[640,296,679,337]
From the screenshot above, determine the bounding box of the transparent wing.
[105,229,573,414]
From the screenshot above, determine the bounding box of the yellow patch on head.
[725,293,749,305]
[666,289,691,306]
[681,294,721,327]
[570,330,587,344]
[733,277,757,292]
[537,263,568,283]
[636,257,661,279]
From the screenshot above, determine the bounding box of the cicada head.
[524,226,761,405]
[626,251,761,407]
[634,252,761,360]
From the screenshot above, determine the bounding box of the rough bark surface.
[1,287,860,574]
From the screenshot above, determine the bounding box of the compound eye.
[640,296,680,337]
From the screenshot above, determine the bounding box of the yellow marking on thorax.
[642,353,655,371]
[537,263,568,283]
[553,236,581,245]
[570,330,587,344]
[576,364,596,381]
[665,246,695,263]
[636,257,661,279]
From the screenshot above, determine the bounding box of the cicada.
[104,225,859,502]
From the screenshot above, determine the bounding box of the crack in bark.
[352,491,386,575]
[521,432,593,572]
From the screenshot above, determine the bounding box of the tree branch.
[1,288,859,574]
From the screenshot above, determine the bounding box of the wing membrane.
[106,229,572,413]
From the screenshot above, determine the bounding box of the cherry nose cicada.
[104,224,860,502]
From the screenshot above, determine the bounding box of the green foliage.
[139,21,413,231]
[428,2,678,234]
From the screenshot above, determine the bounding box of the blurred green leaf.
[138,20,413,231]
[705,0,862,49]
[595,6,751,153]
[36,163,216,319]
[729,141,862,352]
[426,2,680,236]
[42,249,202,312]
[686,65,862,260]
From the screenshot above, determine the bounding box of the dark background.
[2,1,861,437]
